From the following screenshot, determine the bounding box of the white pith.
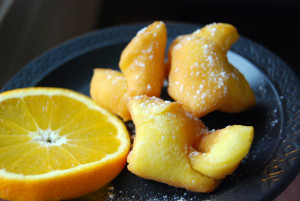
[29,128,67,146]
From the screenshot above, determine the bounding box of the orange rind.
[0,87,130,201]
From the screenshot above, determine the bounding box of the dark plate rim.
[2,22,300,201]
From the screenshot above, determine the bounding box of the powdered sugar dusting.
[180,84,184,92]
[134,60,146,68]
[137,27,147,35]
[188,150,200,158]
[108,182,202,201]
[210,27,217,36]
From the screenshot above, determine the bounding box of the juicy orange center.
[30,128,67,146]
[0,94,121,175]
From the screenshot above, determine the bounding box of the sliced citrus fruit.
[0,87,130,201]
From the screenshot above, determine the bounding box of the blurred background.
[0,0,299,200]
[0,0,299,88]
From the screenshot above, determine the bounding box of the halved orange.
[0,87,130,201]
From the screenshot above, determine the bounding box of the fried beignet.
[90,22,167,121]
[119,21,167,98]
[90,69,131,121]
[189,125,254,179]
[168,35,255,118]
[165,23,238,76]
[127,95,220,193]
[192,23,239,52]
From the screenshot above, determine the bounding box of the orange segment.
[6,146,52,175]
[0,142,39,169]
[47,145,80,171]
[0,118,29,135]
[50,95,88,130]
[0,135,32,148]
[68,137,121,154]
[119,21,167,97]
[65,123,117,139]
[0,98,37,132]
[58,109,107,135]
[0,87,130,201]
[23,95,53,130]
[61,144,106,164]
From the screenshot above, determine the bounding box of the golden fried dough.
[189,125,254,179]
[168,35,256,118]
[119,21,167,97]
[192,23,239,52]
[90,22,167,121]
[165,23,238,76]
[127,95,220,193]
[90,69,131,121]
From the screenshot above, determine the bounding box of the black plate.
[2,23,300,201]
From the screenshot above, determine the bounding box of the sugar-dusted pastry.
[127,95,220,193]
[189,125,254,179]
[119,21,167,98]
[192,23,239,52]
[90,21,167,121]
[90,69,131,121]
[165,23,238,76]
[168,34,256,118]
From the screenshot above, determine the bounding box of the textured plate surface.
[2,23,300,201]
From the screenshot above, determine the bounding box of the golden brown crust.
[119,21,167,98]
[167,24,255,118]
[90,69,131,121]
[127,96,220,193]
